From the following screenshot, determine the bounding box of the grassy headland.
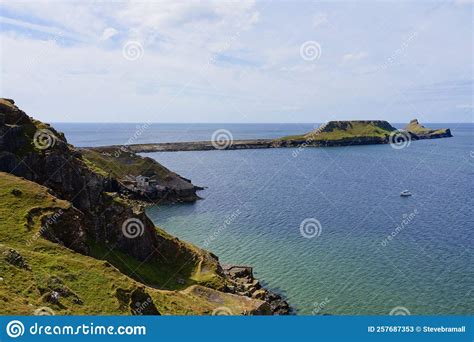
[0,98,282,315]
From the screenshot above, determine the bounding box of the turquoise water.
[59,123,473,315]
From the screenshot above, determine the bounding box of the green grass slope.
[81,148,173,180]
[0,172,266,315]
[277,120,396,142]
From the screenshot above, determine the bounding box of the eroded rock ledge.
[223,265,291,315]
[0,98,292,315]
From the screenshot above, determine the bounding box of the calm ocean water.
[53,123,321,147]
[58,123,474,315]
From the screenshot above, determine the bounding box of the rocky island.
[89,120,452,153]
[0,99,290,315]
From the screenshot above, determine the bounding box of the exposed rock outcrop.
[223,265,291,315]
[0,98,31,125]
[405,118,452,139]
[3,248,31,270]
[115,287,161,315]
[38,206,89,254]
[0,99,193,262]
[80,147,201,203]
[0,99,292,315]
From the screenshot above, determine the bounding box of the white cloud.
[342,51,368,63]
[1,0,259,50]
[0,1,472,123]
[100,27,119,41]
[115,0,259,52]
[0,1,109,40]
[0,16,84,41]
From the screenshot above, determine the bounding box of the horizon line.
[50,121,471,124]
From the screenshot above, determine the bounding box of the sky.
[0,0,472,123]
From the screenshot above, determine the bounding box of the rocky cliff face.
[80,147,201,203]
[223,265,291,315]
[405,119,452,139]
[0,99,160,261]
[0,99,291,315]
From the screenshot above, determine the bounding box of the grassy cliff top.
[278,120,397,142]
[0,172,263,315]
[81,148,172,179]
[80,148,195,191]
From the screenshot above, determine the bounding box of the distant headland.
[89,119,452,153]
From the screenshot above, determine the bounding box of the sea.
[55,122,474,315]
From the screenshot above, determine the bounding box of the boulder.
[3,249,31,270]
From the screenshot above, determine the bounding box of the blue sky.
[0,0,472,123]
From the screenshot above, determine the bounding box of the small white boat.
[400,190,412,197]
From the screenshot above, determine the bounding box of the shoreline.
[222,265,292,315]
[84,132,451,154]
[0,98,292,315]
